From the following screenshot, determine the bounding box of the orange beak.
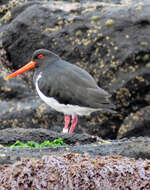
[7,61,36,79]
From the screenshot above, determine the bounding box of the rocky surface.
[0,127,97,146]
[0,154,150,189]
[0,0,150,187]
[118,106,150,138]
[0,128,149,165]
[0,0,149,139]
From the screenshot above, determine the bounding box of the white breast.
[35,73,100,116]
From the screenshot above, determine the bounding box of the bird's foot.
[63,128,68,133]
[62,114,70,133]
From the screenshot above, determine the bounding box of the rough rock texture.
[0,1,150,187]
[0,154,150,190]
[0,0,150,138]
[118,106,150,138]
[0,127,97,146]
[0,128,149,164]
[0,0,149,138]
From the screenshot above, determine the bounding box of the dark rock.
[0,0,150,139]
[0,127,97,146]
[0,1,150,185]
[117,106,150,138]
[0,133,149,164]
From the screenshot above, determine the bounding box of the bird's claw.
[63,128,68,133]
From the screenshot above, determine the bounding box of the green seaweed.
[6,138,66,149]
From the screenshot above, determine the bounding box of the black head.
[7,49,60,79]
[32,49,60,68]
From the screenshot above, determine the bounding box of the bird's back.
[34,59,115,112]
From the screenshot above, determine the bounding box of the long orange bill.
[7,61,36,79]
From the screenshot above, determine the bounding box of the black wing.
[36,60,115,112]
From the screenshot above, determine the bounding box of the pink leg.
[63,115,70,133]
[69,114,78,134]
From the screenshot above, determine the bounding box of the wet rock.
[0,135,150,164]
[0,0,150,138]
[0,1,150,185]
[0,127,97,146]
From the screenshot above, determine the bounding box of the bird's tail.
[87,88,117,113]
[99,104,117,113]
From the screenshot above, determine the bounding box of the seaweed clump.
[0,154,149,189]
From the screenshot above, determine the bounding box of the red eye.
[38,54,44,59]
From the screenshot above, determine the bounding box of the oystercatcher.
[7,49,116,133]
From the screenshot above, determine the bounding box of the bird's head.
[7,49,59,79]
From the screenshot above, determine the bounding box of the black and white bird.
[7,49,116,133]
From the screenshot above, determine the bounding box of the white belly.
[35,73,101,116]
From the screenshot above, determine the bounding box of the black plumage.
[33,49,115,113]
[7,49,116,133]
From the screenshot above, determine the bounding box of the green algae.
[6,138,67,148]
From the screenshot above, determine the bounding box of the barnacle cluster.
[0,154,149,189]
